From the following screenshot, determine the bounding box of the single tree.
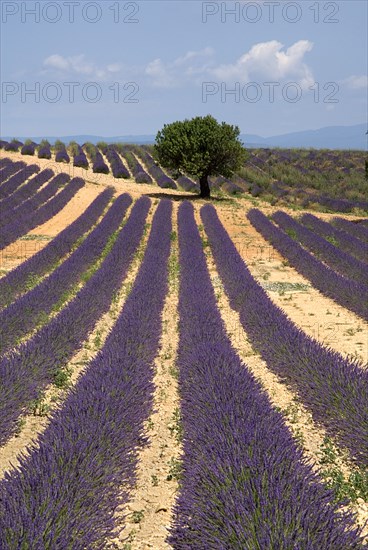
[153,115,246,198]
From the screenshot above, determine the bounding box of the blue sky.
[1,0,367,137]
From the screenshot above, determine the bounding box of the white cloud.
[44,42,316,91]
[44,54,70,71]
[210,40,314,88]
[144,41,314,90]
[341,75,368,90]
[43,54,122,80]
[172,47,215,67]
[107,63,122,73]
[145,58,175,88]
[145,48,215,88]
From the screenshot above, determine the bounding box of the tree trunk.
[199,174,211,198]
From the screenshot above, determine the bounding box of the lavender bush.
[85,143,109,174]
[176,175,199,192]
[134,147,177,189]
[55,149,70,163]
[20,144,36,156]
[4,140,23,152]
[38,141,52,159]
[119,146,153,184]
[72,144,89,169]
[221,179,244,194]
[102,145,130,178]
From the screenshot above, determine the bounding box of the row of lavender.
[0,194,130,355]
[1,144,153,188]
[301,192,368,213]
[244,177,368,213]
[117,144,152,183]
[0,188,114,309]
[0,158,12,173]
[168,201,364,548]
[244,148,367,213]
[300,212,368,263]
[0,160,29,187]
[1,141,169,187]
[0,196,150,447]
[258,181,368,213]
[248,209,368,321]
[100,144,130,178]
[271,211,367,286]
[332,216,368,243]
[249,148,366,179]
[1,142,109,174]
[132,145,177,189]
[0,164,40,200]
[0,200,172,547]
[204,207,367,465]
[0,171,83,251]
[0,169,57,228]
[0,140,24,152]
[2,140,247,195]
[0,140,55,161]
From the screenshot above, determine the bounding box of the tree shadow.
[143,191,235,203]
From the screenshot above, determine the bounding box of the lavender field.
[2,139,367,213]
[0,152,367,548]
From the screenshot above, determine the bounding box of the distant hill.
[3,124,367,150]
[240,124,367,150]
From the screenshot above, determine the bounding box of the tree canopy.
[153,115,246,197]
